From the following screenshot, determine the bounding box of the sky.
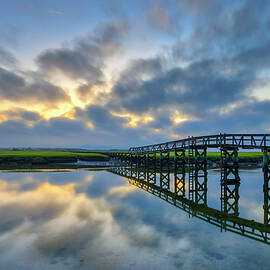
[0,0,270,148]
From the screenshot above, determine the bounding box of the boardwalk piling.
[160,151,170,191]
[174,149,186,197]
[220,146,240,216]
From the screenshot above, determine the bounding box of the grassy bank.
[0,151,265,159]
[0,151,109,159]
[207,152,263,159]
[145,151,265,160]
[0,151,110,167]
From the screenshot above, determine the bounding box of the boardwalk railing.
[129,134,270,153]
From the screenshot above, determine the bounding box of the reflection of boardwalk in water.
[108,134,270,230]
[108,162,270,245]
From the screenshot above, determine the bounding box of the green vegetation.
[0,151,110,168]
[207,152,264,159]
[0,151,108,159]
[147,151,265,159]
[0,150,265,159]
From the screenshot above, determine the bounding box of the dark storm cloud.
[118,57,163,81]
[173,0,270,62]
[36,20,128,82]
[37,47,103,81]
[108,57,163,111]
[110,58,253,116]
[75,105,127,131]
[25,78,69,103]
[0,67,69,103]
[146,108,174,129]
[173,100,270,136]
[0,67,25,94]
[86,105,126,130]
[0,109,42,123]
[235,41,270,70]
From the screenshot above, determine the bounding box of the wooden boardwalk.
[108,134,270,244]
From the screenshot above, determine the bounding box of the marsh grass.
[145,152,265,159]
[0,151,108,158]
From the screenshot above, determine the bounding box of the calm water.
[0,168,269,269]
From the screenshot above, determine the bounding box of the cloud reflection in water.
[0,170,268,269]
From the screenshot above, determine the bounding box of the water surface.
[0,168,268,269]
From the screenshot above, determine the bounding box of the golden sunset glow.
[170,133,181,139]
[173,117,187,124]
[87,122,95,129]
[111,112,154,128]
[172,111,188,125]
[108,184,136,197]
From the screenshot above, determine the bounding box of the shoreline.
[0,150,265,170]
[0,151,110,167]
[0,160,262,171]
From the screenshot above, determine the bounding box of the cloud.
[173,100,270,137]
[83,105,127,130]
[0,108,42,124]
[110,203,162,248]
[0,1,269,146]
[37,47,103,81]
[235,41,270,71]
[109,57,253,117]
[0,178,122,269]
[0,108,167,147]
[108,184,136,198]
[0,67,69,104]
[0,47,17,68]
[0,181,75,233]
[98,1,270,139]
[75,81,105,102]
[173,0,270,62]
[36,20,128,83]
